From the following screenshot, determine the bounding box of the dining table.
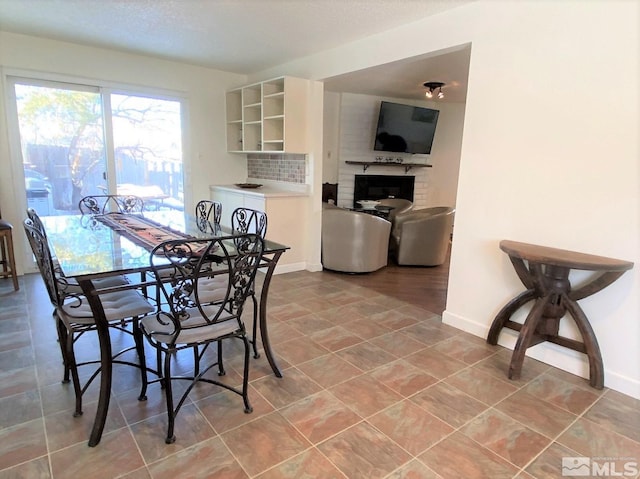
[42,210,289,446]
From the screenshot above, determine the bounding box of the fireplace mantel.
[345,161,432,173]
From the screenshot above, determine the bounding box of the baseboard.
[273,261,307,275]
[305,262,324,272]
[441,310,489,338]
[442,310,640,399]
[259,261,323,276]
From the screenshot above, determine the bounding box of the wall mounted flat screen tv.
[373,101,439,154]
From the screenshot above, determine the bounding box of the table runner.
[96,213,197,252]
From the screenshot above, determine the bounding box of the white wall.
[332,92,463,209]
[322,91,340,183]
[255,1,640,397]
[0,32,247,273]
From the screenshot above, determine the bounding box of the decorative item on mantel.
[374,156,404,164]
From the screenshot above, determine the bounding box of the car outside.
[24,169,53,194]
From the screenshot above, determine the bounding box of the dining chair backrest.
[195,200,222,232]
[231,207,267,238]
[23,218,64,308]
[26,207,48,238]
[149,233,264,345]
[79,195,145,215]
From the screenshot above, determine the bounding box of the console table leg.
[508,296,548,380]
[563,296,605,389]
[487,290,537,345]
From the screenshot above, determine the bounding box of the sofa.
[390,206,454,266]
[322,203,391,273]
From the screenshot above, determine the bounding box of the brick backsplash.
[247,154,306,183]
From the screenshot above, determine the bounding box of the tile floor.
[1,272,639,478]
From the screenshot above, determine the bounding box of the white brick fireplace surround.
[332,92,464,210]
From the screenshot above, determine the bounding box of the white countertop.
[210,180,309,198]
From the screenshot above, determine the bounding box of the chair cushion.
[60,290,154,325]
[194,276,230,303]
[58,274,130,295]
[141,310,239,345]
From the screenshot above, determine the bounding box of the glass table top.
[43,210,288,278]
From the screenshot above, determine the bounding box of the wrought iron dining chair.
[137,233,264,443]
[23,218,154,417]
[79,194,145,215]
[231,207,267,358]
[195,199,222,232]
[231,207,267,238]
[149,200,224,308]
[26,208,130,297]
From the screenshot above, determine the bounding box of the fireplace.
[353,175,415,208]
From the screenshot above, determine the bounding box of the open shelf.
[345,161,432,173]
[225,76,309,153]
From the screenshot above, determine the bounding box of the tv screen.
[373,101,439,154]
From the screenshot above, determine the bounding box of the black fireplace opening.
[353,175,415,208]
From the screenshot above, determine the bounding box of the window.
[9,78,184,217]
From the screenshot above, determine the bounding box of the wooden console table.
[487,240,633,389]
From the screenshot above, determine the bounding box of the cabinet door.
[244,195,265,212]
[211,189,244,228]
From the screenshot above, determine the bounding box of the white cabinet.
[225,76,309,154]
[210,185,308,270]
[210,189,255,228]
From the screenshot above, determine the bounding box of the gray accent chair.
[390,206,454,266]
[377,198,414,225]
[322,204,391,273]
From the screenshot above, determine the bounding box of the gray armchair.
[377,198,413,224]
[322,205,391,273]
[391,206,454,266]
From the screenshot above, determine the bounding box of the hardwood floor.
[320,247,450,315]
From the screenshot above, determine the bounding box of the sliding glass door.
[13,81,108,214]
[110,93,183,211]
[10,78,184,217]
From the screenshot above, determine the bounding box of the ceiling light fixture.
[424,81,445,99]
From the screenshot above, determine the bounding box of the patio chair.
[137,233,264,443]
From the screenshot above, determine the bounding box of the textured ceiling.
[0,0,472,73]
[0,0,473,101]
